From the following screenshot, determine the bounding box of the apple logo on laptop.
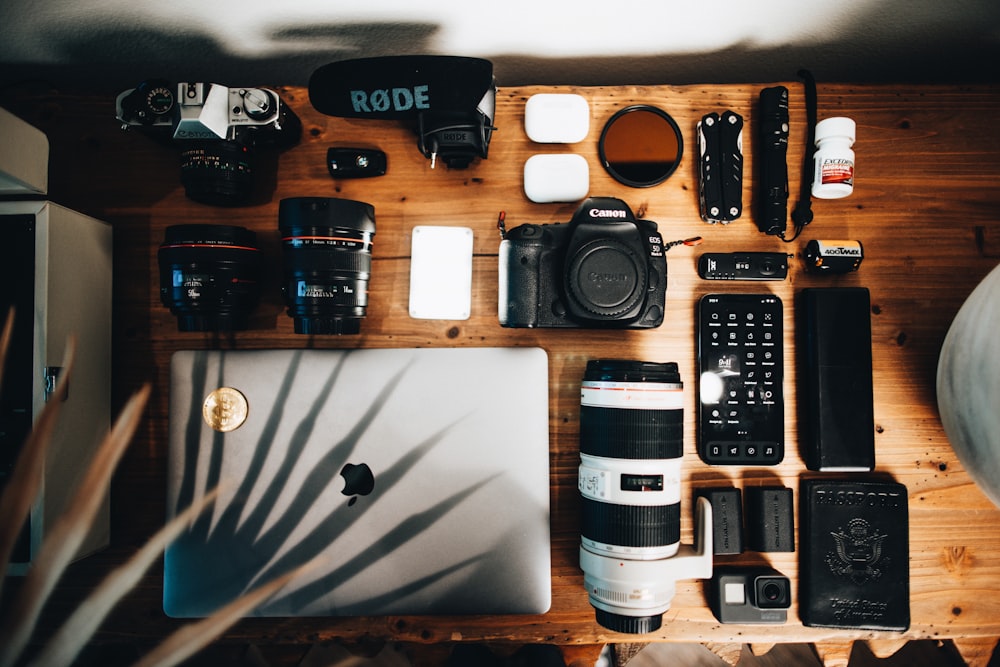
[340,462,375,506]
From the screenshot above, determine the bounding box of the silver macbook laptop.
[164,347,551,617]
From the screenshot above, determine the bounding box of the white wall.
[1,0,998,87]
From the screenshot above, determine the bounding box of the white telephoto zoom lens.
[579,360,684,560]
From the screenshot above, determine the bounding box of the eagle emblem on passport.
[826,518,888,584]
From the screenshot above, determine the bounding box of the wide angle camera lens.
[755,576,791,608]
[157,224,263,332]
[278,197,376,335]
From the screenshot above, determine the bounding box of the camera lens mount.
[565,239,647,319]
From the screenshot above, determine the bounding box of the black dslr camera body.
[499,197,666,329]
[116,80,301,205]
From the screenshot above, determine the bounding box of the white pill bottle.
[811,117,856,199]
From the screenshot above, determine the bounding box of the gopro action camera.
[709,566,790,624]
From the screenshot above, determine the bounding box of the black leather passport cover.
[800,479,909,631]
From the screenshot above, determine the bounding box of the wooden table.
[3,81,1000,667]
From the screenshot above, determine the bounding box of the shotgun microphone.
[308,55,497,169]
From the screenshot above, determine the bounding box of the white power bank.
[408,226,474,320]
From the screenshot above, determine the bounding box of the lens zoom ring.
[580,406,683,459]
[581,498,680,548]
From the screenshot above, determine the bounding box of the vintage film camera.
[116,80,301,205]
[499,197,667,329]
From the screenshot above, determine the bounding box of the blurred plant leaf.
[25,488,222,667]
[133,558,316,667]
[0,383,149,667]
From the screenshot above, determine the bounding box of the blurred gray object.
[937,262,1000,508]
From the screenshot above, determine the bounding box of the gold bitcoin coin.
[202,387,249,432]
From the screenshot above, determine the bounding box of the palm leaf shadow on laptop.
[247,427,492,588]
[277,473,500,613]
[166,349,494,616]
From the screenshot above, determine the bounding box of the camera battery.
[745,486,794,552]
[804,239,863,273]
[695,487,744,555]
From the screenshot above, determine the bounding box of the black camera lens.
[279,197,376,335]
[754,576,791,609]
[158,224,263,332]
[179,140,254,206]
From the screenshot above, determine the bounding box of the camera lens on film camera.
[278,197,376,335]
[179,139,255,206]
[578,359,684,633]
[157,224,263,332]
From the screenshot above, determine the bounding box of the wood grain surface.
[3,80,1000,655]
